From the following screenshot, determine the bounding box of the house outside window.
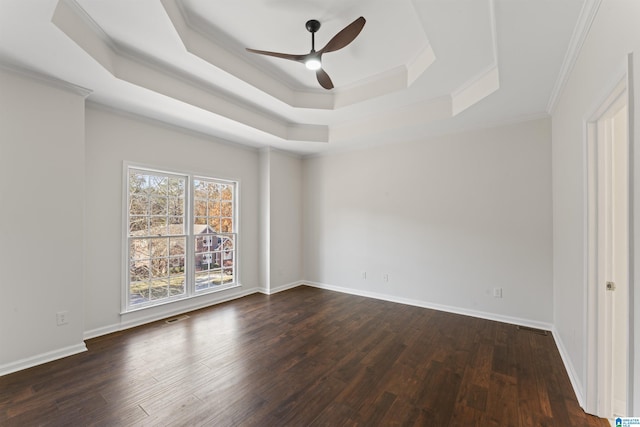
[125,166,237,311]
[193,177,236,292]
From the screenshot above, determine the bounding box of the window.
[125,167,237,311]
[193,178,236,292]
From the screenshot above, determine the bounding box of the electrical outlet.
[493,288,503,298]
[362,271,367,279]
[383,274,389,282]
[56,311,68,326]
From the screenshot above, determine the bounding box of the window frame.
[192,175,238,293]
[122,163,239,313]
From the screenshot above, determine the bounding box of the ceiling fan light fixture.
[246,16,365,90]
[305,56,322,70]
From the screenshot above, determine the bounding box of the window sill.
[121,283,242,316]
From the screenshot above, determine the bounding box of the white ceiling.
[0,0,593,156]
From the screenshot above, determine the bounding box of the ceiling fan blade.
[245,48,308,62]
[316,68,334,90]
[319,16,366,54]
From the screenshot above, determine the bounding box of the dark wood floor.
[1,286,608,426]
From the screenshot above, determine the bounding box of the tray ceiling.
[0,0,592,155]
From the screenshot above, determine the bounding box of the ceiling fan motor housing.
[246,16,366,90]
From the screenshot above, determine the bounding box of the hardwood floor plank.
[264,376,345,426]
[0,286,609,426]
[357,390,397,425]
[86,403,150,426]
[448,405,486,426]
[377,396,419,426]
[308,401,358,427]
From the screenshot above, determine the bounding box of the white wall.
[0,69,87,373]
[552,0,640,413]
[303,118,553,326]
[0,56,556,379]
[268,149,303,290]
[258,148,304,293]
[258,149,270,291]
[84,106,261,336]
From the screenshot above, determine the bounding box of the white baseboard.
[84,286,259,340]
[612,398,627,419]
[551,325,585,408]
[0,343,87,377]
[304,281,554,331]
[260,280,305,295]
[83,324,121,340]
[1,288,261,376]
[75,281,593,420]
[304,281,589,414]
[7,279,578,397]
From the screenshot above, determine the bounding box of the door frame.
[584,55,633,418]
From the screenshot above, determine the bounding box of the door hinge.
[606,281,616,291]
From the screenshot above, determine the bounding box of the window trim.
[192,175,238,294]
[122,162,240,313]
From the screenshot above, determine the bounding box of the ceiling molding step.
[450,0,499,117]
[0,60,93,98]
[164,0,317,108]
[286,125,329,143]
[451,65,500,116]
[307,111,552,160]
[258,145,303,160]
[330,95,453,143]
[407,44,436,87]
[290,90,334,110]
[333,44,436,109]
[85,100,264,153]
[164,0,437,110]
[488,0,499,67]
[52,0,328,143]
[333,66,409,109]
[546,0,602,114]
[443,112,552,142]
[162,0,325,109]
[53,0,118,72]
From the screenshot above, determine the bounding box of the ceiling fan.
[246,16,366,90]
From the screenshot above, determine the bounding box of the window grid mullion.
[186,175,195,297]
[125,168,236,312]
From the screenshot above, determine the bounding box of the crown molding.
[85,100,264,153]
[546,0,602,114]
[0,60,92,98]
[52,0,329,143]
[305,111,550,159]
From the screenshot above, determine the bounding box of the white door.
[606,101,629,418]
[586,76,630,419]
